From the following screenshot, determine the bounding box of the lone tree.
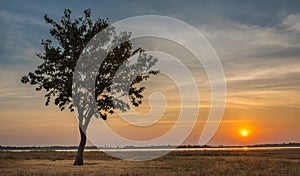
[21,9,158,165]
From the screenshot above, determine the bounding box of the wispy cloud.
[0,9,45,65]
[194,14,300,110]
[282,13,300,33]
[0,9,48,28]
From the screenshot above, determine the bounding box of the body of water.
[3,146,300,152]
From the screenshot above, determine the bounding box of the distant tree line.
[1,142,299,150]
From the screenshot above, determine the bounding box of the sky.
[0,0,300,146]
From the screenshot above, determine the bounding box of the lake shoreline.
[2,146,300,152]
[1,142,300,151]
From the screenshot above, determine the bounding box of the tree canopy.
[21,9,159,120]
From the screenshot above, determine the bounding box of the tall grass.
[0,149,299,176]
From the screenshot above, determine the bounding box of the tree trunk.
[74,125,86,166]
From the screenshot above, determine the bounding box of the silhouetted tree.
[21,9,158,165]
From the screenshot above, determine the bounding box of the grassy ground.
[0,149,299,176]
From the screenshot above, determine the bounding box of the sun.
[240,130,249,137]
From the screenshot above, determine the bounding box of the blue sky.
[1,1,300,146]
[1,0,300,62]
[1,0,300,65]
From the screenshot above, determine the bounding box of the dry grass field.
[0,149,299,176]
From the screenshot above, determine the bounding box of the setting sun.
[240,130,249,137]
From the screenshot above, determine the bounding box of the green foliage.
[21,9,158,120]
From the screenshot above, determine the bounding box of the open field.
[0,149,299,176]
